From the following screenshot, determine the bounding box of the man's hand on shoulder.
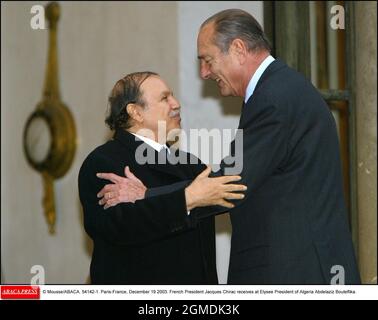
[185,166,247,211]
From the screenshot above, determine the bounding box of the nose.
[200,61,211,80]
[171,96,180,109]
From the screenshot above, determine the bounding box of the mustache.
[169,109,181,118]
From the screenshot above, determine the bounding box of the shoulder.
[254,63,326,116]
[79,140,119,177]
[263,62,322,102]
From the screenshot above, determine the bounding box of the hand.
[96,166,147,209]
[185,166,247,211]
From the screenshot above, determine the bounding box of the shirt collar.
[130,132,170,154]
[244,55,275,103]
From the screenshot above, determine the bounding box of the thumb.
[198,165,212,178]
[125,166,142,183]
[125,166,135,179]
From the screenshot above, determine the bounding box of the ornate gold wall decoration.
[23,2,76,234]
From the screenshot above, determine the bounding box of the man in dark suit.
[78,71,245,284]
[98,10,361,284]
[194,9,360,284]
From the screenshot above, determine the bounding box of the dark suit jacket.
[147,59,361,285]
[223,59,360,284]
[78,129,217,284]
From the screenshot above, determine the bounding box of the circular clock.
[23,100,76,178]
[24,111,52,168]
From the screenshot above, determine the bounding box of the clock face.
[25,115,52,164]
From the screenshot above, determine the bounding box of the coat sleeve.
[146,180,191,198]
[145,155,206,198]
[78,154,193,246]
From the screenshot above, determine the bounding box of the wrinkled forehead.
[140,76,171,99]
[197,23,217,54]
[198,23,215,43]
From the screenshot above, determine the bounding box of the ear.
[230,38,247,64]
[126,103,144,123]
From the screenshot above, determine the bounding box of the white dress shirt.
[244,55,275,103]
[130,132,170,154]
[130,132,190,214]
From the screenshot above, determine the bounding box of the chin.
[173,118,181,127]
[220,88,237,97]
[167,126,181,142]
[168,123,181,133]
[219,87,232,97]
[220,91,231,97]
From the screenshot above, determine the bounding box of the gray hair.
[105,71,158,131]
[201,9,271,54]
